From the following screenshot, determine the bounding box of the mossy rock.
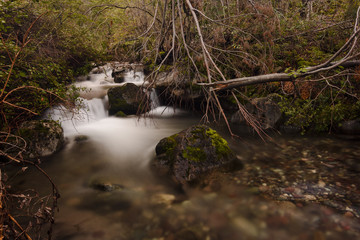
[152,125,238,184]
[107,83,150,116]
[17,120,64,159]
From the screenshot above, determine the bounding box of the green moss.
[182,146,207,162]
[190,125,207,135]
[18,121,52,140]
[109,98,137,115]
[115,111,127,117]
[157,134,179,162]
[18,128,33,140]
[205,128,231,158]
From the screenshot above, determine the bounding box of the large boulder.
[18,120,64,159]
[231,96,282,129]
[151,125,238,185]
[108,83,151,116]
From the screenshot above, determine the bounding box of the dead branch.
[197,59,360,91]
[8,215,33,240]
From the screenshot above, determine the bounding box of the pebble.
[151,193,176,207]
[232,217,258,238]
[304,195,316,201]
[277,201,296,210]
[344,211,355,218]
[318,180,326,188]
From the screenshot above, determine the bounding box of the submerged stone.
[90,180,125,192]
[74,135,89,142]
[152,125,239,184]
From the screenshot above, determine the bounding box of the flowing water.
[9,65,360,240]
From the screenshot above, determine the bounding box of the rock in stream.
[151,125,239,185]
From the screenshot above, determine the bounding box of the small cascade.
[123,70,145,83]
[46,63,185,138]
[150,89,161,108]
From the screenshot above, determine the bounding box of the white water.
[47,64,196,166]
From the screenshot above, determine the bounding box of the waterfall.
[46,63,183,138]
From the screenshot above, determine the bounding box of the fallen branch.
[197,6,360,91]
[197,60,360,91]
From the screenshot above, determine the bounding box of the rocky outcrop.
[107,83,151,116]
[231,95,282,129]
[18,120,64,159]
[151,125,238,185]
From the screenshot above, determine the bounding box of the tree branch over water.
[197,60,360,91]
[197,6,360,91]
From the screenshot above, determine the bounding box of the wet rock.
[107,83,151,115]
[111,63,144,83]
[89,180,125,192]
[91,67,106,74]
[74,135,89,142]
[151,125,238,185]
[231,95,282,129]
[111,68,127,83]
[17,120,64,159]
[115,111,127,118]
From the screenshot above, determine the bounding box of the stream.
[10,64,360,240]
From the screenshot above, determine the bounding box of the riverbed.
[9,65,360,240]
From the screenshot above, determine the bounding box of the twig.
[8,214,33,240]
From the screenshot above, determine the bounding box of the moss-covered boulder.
[18,120,64,159]
[152,125,238,184]
[107,83,150,116]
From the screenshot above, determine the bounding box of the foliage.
[107,1,359,136]
[0,0,113,239]
[279,92,360,134]
[0,0,109,131]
